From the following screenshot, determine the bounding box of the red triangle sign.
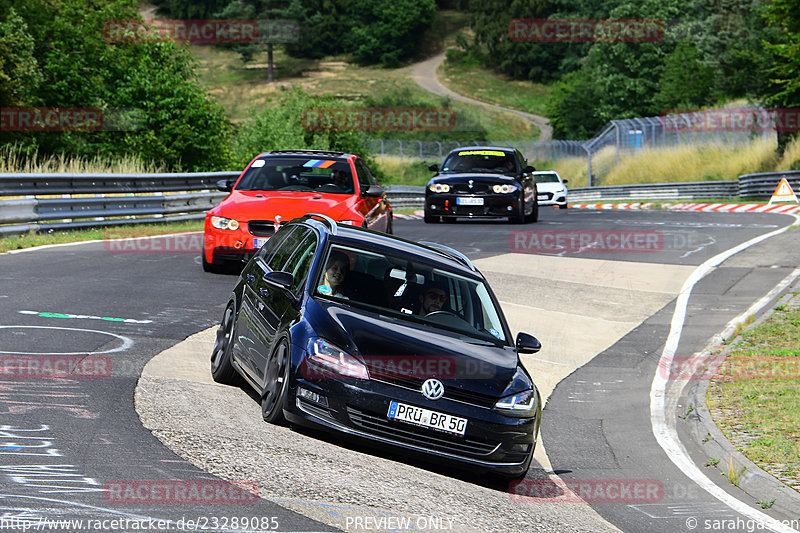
[768,178,799,204]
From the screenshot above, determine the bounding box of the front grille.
[538,192,553,201]
[371,375,497,408]
[248,220,276,237]
[451,184,490,194]
[346,407,499,458]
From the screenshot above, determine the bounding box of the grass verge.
[439,57,552,117]
[707,300,800,492]
[0,221,204,254]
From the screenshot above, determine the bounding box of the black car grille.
[346,407,499,457]
[538,192,553,201]
[451,183,491,194]
[248,220,276,237]
[370,375,497,408]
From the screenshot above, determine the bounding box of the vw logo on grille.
[468,180,474,189]
[421,379,444,400]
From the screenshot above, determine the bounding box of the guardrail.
[738,171,800,198]
[568,181,738,202]
[1,171,795,238]
[0,171,239,237]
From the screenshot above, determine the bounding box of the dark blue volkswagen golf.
[210,214,542,478]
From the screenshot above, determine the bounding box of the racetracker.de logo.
[661,356,800,381]
[510,229,664,254]
[104,234,204,254]
[660,108,800,133]
[301,108,456,132]
[1,108,101,131]
[0,355,112,379]
[104,19,259,44]
[104,480,259,504]
[509,19,664,42]
[509,478,663,503]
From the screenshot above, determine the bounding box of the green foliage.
[285,0,436,66]
[0,0,233,171]
[652,41,713,111]
[762,0,800,155]
[151,0,231,19]
[346,0,436,66]
[360,87,488,141]
[546,69,603,140]
[466,0,773,139]
[230,87,374,169]
[0,9,42,107]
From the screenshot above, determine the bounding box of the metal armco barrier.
[1,170,795,238]
[568,181,738,202]
[0,171,239,237]
[738,171,800,198]
[0,171,240,195]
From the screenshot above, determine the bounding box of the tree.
[0,9,42,107]
[652,41,713,111]
[761,0,800,156]
[0,0,233,170]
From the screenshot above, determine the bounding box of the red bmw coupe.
[203,150,392,272]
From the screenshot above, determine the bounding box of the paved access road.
[1,207,797,532]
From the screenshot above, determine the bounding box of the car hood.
[536,182,566,192]
[216,190,353,221]
[308,299,525,398]
[431,173,519,184]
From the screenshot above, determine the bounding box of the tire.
[559,203,568,210]
[423,212,440,223]
[202,253,227,274]
[261,338,291,424]
[210,303,239,384]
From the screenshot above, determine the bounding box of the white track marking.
[650,214,800,532]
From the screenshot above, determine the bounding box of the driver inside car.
[418,281,448,316]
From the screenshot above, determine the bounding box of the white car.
[533,170,568,209]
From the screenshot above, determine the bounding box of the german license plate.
[457,197,483,206]
[387,401,467,436]
[252,238,268,249]
[537,194,549,200]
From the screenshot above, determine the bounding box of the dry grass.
[777,136,800,171]
[1,145,166,174]
[600,139,777,186]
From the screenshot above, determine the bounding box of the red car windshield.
[236,157,355,193]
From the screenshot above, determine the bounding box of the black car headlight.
[494,388,538,417]
[429,183,450,193]
[211,216,240,231]
[492,184,518,194]
[304,338,369,379]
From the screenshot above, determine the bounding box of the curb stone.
[681,289,800,521]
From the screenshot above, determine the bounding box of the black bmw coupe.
[210,214,543,478]
[424,146,539,224]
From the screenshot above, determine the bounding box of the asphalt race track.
[1,207,798,533]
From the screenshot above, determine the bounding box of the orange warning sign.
[768,178,799,204]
